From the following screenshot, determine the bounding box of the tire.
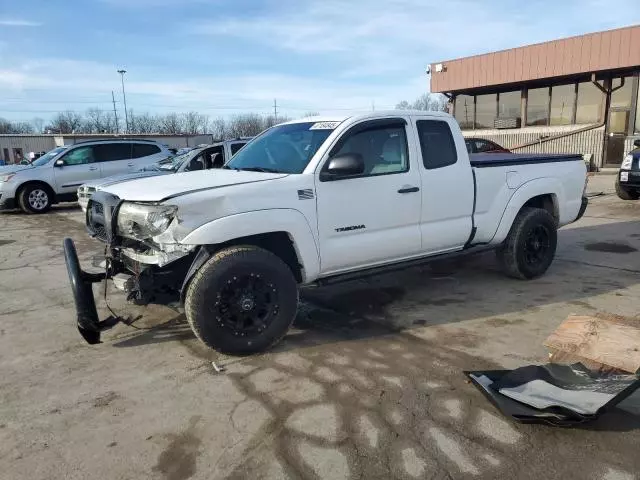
[496,207,558,280]
[185,245,298,355]
[615,180,640,201]
[18,184,52,214]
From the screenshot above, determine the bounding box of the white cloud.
[0,58,423,119]
[0,18,41,27]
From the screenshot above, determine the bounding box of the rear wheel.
[615,180,640,200]
[496,207,557,280]
[18,184,52,213]
[185,245,298,355]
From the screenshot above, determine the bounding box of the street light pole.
[117,69,129,134]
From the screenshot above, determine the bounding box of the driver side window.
[61,146,95,165]
[330,122,408,176]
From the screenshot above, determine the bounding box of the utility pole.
[273,98,278,123]
[117,69,129,133]
[111,91,120,133]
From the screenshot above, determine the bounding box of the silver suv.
[0,139,172,213]
[77,139,251,212]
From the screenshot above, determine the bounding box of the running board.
[314,245,494,286]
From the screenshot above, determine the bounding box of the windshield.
[31,147,67,167]
[225,122,337,173]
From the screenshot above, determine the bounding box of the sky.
[0,0,639,123]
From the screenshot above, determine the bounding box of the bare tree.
[302,111,320,117]
[226,114,265,138]
[158,113,184,134]
[209,117,226,140]
[32,117,44,133]
[182,111,209,134]
[0,118,12,134]
[47,111,83,133]
[129,112,159,134]
[12,122,34,134]
[83,108,116,133]
[0,118,34,134]
[395,93,447,112]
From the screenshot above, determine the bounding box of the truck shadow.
[110,219,640,355]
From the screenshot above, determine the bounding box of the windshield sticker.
[309,121,340,130]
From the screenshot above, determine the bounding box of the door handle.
[398,186,419,193]
[89,166,98,171]
[127,162,135,167]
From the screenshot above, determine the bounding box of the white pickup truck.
[64,111,588,354]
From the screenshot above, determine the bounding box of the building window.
[498,90,521,125]
[611,76,633,109]
[550,84,575,125]
[635,80,640,133]
[475,93,496,129]
[526,87,549,126]
[576,81,603,124]
[454,95,474,130]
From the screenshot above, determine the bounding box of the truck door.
[413,118,474,253]
[315,118,422,274]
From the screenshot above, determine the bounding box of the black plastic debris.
[466,363,640,426]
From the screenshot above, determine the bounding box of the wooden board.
[544,315,640,374]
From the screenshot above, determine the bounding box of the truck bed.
[470,152,584,168]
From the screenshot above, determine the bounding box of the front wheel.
[615,180,640,200]
[496,207,558,280]
[185,245,298,355]
[18,184,52,213]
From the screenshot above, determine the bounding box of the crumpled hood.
[0,164,32,174]
[101,169,288,202]
[88,170,172,189]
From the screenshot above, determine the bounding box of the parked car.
[615,139,640,200]
[0,139,172,214]
[64,111,588,355]
[465,137,510,154]
[77,139,251,212]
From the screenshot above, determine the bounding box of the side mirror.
[54,159,65,167]
[320,153,365,181]
[634,139,640,148]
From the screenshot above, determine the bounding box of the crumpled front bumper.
[63,238,118,344]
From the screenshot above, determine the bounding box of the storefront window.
[550,84,575,125]
[454,95,474,130]
[526,87,549,126]
[611,76,633,108]
[475,93,496,129]
[635,80,640,133]
[576,81,603,124]
[498,90,521,123]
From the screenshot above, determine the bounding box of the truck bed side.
[471,153,586,245]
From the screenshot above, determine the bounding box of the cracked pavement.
[1,175,639,480]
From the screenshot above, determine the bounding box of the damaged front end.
[63,191,197,344]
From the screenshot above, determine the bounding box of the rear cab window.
[230,142,246,155]
[416,120,458,169]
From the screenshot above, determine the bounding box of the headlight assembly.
[621,155,633,170]
[116,202,178,240]
[0,173,15,183]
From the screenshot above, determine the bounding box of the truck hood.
[101,169,288,202]
[88,170,172,190]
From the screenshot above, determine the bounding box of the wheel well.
[522,194,558,222]
[222,232,303,283]
[16,181,56,202]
